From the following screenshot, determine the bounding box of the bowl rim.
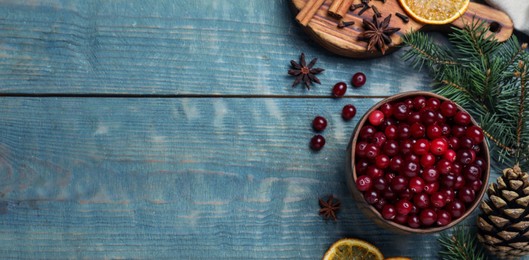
[348,91,491,234]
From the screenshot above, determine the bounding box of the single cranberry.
[394,214,408,225]
[400,139,414,155]
[375,197,387,210]
[436,159,453,175]
[389,156,404,172]
[448,137,460,150]
[466,125,484,144]
[430,138,448,156]
[369,110,385,126]
[359,125,376,140]
[381,204,397,220]
[420,108,437,125]
[464,164,482,181]
[407,112,422,125]
[420,209,437,226]
[356,175,373,191]
[364,190,380,204]
[452,125,467,137]
[342,104,357,121]
[404,153,420,164]
[366,166,383,179]
[443,149,457,162]
[402,160,420,178]
[397,123,411,140]
[413,96,427,110]
[400,188,414,200]
[380,102,393,118]
[442,174,456,188]
[454,111,471,125]
[365,144,379,159]
[447,200,466,219]
[422,167,440,183]
[310,135,325,151]
[458,187,476,203]
[430,192,446,208]
[452,161,463,175]
[404,98,414,109]
[440,124,451,136]
[352,72,366,87]
[435,112,446,124]
[374,154,390,169]
[396,199,413,215]
[474,157,487,171]
[355,141,369,158]
[443,189,455,204]
[312,116,327,132]
[436,210,452,226]
[355,159,370,174]
[454,175,466,190]
[332,82,347,97]
[469,180,483,191]
[371,132,387,147]
[413,193,430,208]
[459,136,474,149]
[410,123,426,138]
[420,153,436,168]
[458,149,475,165]
[393,102,410,121]
[426,97,441,110]
[409,176,425,193]
[385,125,398,140]
[383,140,399,157]
[440,101,457,117]
[373,177,388,191]
[391,176,408,192]
[413,139,430,155]
[424,182,439,194]
[426,125,442,139]
[407,214,421,228]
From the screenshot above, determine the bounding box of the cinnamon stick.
[328,0,343,17]
[296,0,327,26]
[334,0,355,18]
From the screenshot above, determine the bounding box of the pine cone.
[477,164,529,259]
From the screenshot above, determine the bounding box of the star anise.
[319,195,340,221]
[360,14,400,54]
[288,53,324,89]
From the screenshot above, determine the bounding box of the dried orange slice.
[398,0,469,25]
[322,238,384,260]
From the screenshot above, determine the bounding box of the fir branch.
[438,226,487,260]
[516,61,526,149]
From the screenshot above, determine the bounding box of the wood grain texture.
[0,0,432,95]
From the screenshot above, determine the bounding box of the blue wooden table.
[0,0,522,259]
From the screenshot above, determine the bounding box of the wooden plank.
[0,97,495,258]
[0,0,432,95]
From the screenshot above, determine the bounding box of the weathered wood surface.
[0,0,519,259]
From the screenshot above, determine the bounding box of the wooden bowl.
[345,91,490,234]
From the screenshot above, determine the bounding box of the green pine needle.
[438,227,487,260]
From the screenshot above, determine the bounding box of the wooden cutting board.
[291,0,513,58]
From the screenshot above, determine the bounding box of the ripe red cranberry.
[440,101,457,117]
[394,214,408,225]
[359,125,376,140]
[443,149,457,162]
[459,136,474,149]
[342,104,357,121]
[369,110,385,126]
[436,159,453,175]
[397,123,411,140]
[458,149,476,165]
[424,182,439,194]
[430,192,446,208]
[413,139,430,155]
[458,187,476,203]
[404,98,414,109]
[375,197,387,210]
[466,125,484,144]
[443,189,455,204]
[407,112,422,125]
[393,102,410,120]
[364,190,380,204]
[409,176,425,193]
[356,175,373,191]
[436,210,452,226]
[379,102,393,118]
[385,125,398,140]
[410,122,426,138]
[426,97,441,110]
[452,125,467,137]
[474,157,486,170]
[396,199,413,215]
[448,137,460,150]
[440,124,451,136]
[366,166,383,179]
[371,132,387,147]
[442,174,456,188]
[430,138,448,155]
[464,164,482,181]
[454,175,466,190]
[355,159,369,174]
[469,180,483,191]
[420,108,437,125]
[454,111,471,125]
[391,176,408,192]
[389,156,404,172]
[312,116,327,132]
[373,177,388,191]
[426,125,442,139]
[447,200,466,219]
[407,214,421,228]
[383,140,399,157]
[383,187,397,200]
[413,96,427,110]
[365,144,379,159]
[419,209,437,226]
[413,193,430,208]
[400,139,414,155]
[310,135,325,151]
[381,204,397,220]
[351,72,366,87]
[385,172,396,183]
[399,188,414,200]
[420,153,436,168]
[402,160,420,178]
[375,154,390,169]
[332,82,347,97]
[355,141,369,158]
[404,153,420,164]
[422,167,440,183]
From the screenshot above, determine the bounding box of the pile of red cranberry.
[354,95,487,229]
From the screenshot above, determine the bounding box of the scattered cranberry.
[342,104,357,121]
[312,116,327,132]
[369,110,385,126]
[351,72,366,87]
[332,82,347,97]
[310,134,325,151]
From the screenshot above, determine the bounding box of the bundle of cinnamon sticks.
[295,0,355,26]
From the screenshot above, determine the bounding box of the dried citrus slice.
[322,238,384,260]
[398,0,469,25]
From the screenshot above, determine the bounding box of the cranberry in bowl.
[345,91,490,234]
